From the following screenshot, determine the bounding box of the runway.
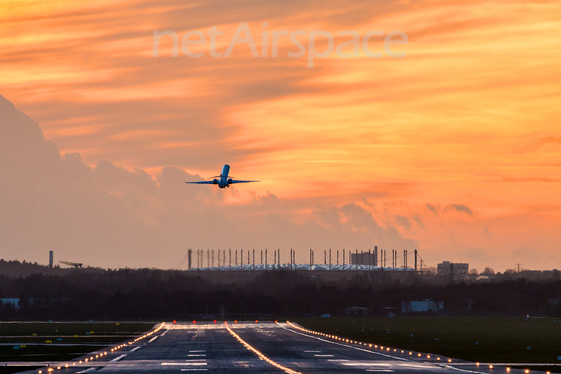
[19,321,533,374]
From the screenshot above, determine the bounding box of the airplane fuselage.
[215,164,233,188]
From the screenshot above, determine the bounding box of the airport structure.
[185,247,421,273]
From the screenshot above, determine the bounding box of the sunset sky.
[1,0,560,271]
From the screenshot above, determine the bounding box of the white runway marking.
[161,362,207,366]
[110,354,127,362]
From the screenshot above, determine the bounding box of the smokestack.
[49,251,53,268]
[374,246,378,267]
[188,249,192,270]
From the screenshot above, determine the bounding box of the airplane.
[185,164,260,189]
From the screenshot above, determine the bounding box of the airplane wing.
[185,181,215,184]
[229,180,260,184]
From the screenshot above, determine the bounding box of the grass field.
[294,317,561,367]
[0,322,154,362]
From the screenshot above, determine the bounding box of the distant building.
[350,252,376,266]
[0,298,20,309]
[402,300,443,313]
[49,250,53,268]
[340,306,370,315]
[437,261,468,276]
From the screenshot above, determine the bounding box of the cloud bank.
[0,95,415,269]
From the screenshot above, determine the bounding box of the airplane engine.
[212,179,218,184]
[228,178,233,185]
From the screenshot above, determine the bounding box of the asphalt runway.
[18,321,536,374]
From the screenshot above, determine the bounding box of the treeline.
[1,268,560,320]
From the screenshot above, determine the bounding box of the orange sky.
[1,0,560,271]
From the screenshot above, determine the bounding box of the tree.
[469,269,479,276]
[482,267,495,275]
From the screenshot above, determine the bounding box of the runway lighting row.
[38,322,165,374]
[286,321,453,364]
[38,351,111,373]
[225,322,302,374]
[111,322,165,354]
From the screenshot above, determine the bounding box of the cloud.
[395,215,411,230]
[445,204,473,216]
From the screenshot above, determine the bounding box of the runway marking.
[314,354,334,357]
[162,362,207,366]
[304,350,321,353]
[130,346,141,352]
[188,354,206,357]
[180,370,208,372]
[225,322,302,374]
[148,336,158,342]
[281,323,409,362]
[189,350,206,352]
[110,354,127,362]
[283,322,487,374]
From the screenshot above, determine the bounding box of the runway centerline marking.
[225,322,302,374]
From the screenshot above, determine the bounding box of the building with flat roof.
[437,261,469,276]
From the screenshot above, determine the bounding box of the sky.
[0,0,560,272]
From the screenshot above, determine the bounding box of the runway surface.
[18,321,536,374]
